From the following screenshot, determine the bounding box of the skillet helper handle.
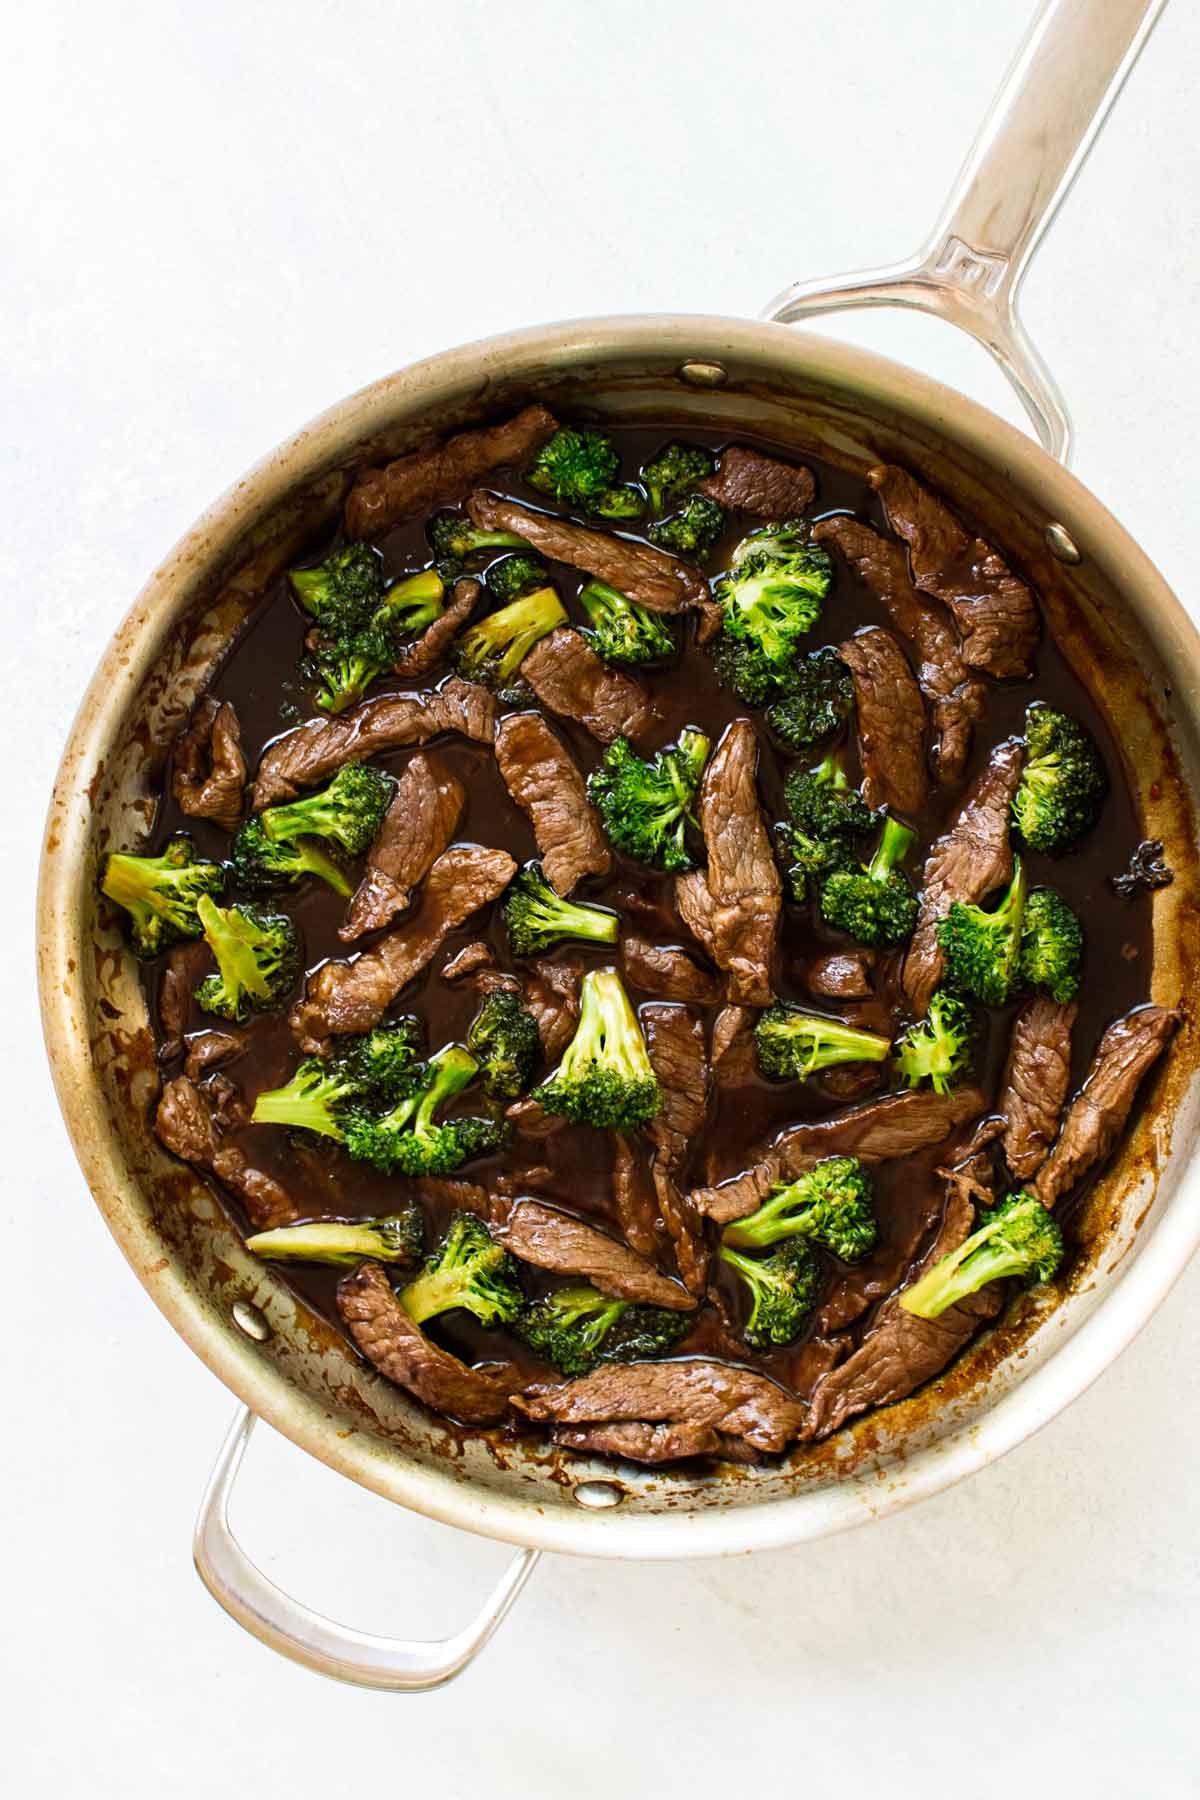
[193,1406,540,1691]
[762,0,1169,466]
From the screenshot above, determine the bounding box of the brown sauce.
[141,423,1154,1409]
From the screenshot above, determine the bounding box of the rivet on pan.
[678,360,728,388]
[232,1299,272,1342]
[572,1479,625,1509]
[1045,522,1081,564]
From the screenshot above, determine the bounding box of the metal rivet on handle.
[232,1299,272,1342]
[1045,522,1081,564]
[678,360,727,388]
[572,1480,625,1509]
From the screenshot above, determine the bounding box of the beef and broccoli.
[102,403,1179,1468]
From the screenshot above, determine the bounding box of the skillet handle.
[193,1407,540,1691]
[762,0,1169,465]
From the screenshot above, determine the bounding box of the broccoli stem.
[869,815,916,881]
[245,1217,422,1266]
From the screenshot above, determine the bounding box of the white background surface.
[5,3,1199,1794]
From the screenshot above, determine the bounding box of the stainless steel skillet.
[36,0,1200,1690]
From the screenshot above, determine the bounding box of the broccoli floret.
[526,428,632,515]
[720,1239,821,1350]
[715,532,832,665]
[399,1211,524,1329]
[1012,704,1107,854]
[343,1044,507,1177]
[467,990,541,1101]
[785,754,875,844]
[723,1156,877,1262]
[776,822,855,905]
[894,989,974,1094]
[901,1189,1064,1319]
[819,815,919,946]
[516,1283,691,1376]
[193,895,300,1022]
[426,509,529,576]
[100,836,225,959]
[246,1209,424,1267]
[709,632,787,707]
[303,567,447,714]
[229,815,353,898]
[533,967,661,1130]
[289,543,385,634]
[764,646,855,749]
[1019,887,1083,1003]
[251,1018,423,1138]
[647,495,725,559]
[587,729,710,872]
[754,1003,892,1083]
[938,859,1028,1007]
[453,585,567,689]
[577,579,677,667]
[502,861,619,957]
[258,764,393,860]
[486,553,550,604]
[592,485,644,520]
[640,442,715,514]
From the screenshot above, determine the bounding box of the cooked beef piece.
[692,1085,986,1223]
[642,1004,711,1294]
[998,997,1077,1183]
[621,935,723,1004]
[344,405,558,540]
[155,1075,296,1229]
[816,516,986,786]
[839,627,929,816]
[710,1004,758,1088]
[650,1166,710,1298]
[157,945,198,1062]
[513,1359,805,1456]
[1034,1005,1179,1208]
[805,949,876,1000]
[803,1153,1004,1440]
[183,1029,245,1080]
[505,1095,565,1138]
[340,752,465,941]
[252,677,495,809]
[494,710,610,894]
[172,696,247,831]
[525,957,583,1058]
[441,940,494,983]
[337,1262,514,1426]
[466,490,706,612]
[818,1063,885,1103]
[696,445,816,517]
[868,464,1039,679]
[390,577,480,681]
[684,720,781,1005]
[492,1164,556,1199]
[497,1200,695,1311]
[610,1132,666,1259]
[903,737,1025,1015]
[291,844,517,1052]
[415,1176,502,1222]
[696,598,724,645]
[205,1070,250,1131]
[522,627,658,746]
[552,1419,734,1463]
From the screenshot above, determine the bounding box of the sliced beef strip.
[686,720,781,1006]
[805,949,875,1001]
[903,737,1025,1016]
[998,997,1077,1183]
[494,710,610,894]
[492,1165,556,1199]
[621,935,723,1004]
[803,1152,1004,1441]
[839,627,929,816]
[525,957,583,1059]
[695,445,816,517]
[441,940,494,983]
[466,490,706,612]
[710,1004,758,1088]
[183,1029,245,1080]
[815,516,986,786]
[512,1359,805,1456]
[155,1076,296,1230]
[172,696,247,831]
[505,1095,565,1139]
[336,1262,513,1426]
[415,1176,503,1223]
[521,627,658,746]
[390,577,480,682]
[497,1200,694,1311]
[868,464,1039,679]
[692,1084,986,1223]
[610,1132,666,1259]
[340,751,465,941]
[1033,1005,1179,1208]
[552,1419,731,1463]
[204,1071,250,1131]
[252,677,495,810]
[291,844,517,1052]
[642,1004,711,1294]
[343,404,558,540]
[157,945,199,1062]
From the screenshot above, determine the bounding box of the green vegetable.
[647,495,725,558]
[819,815,919,947]
[100,836,225,959]
[894,989,974,1094]
[343,1044,507,1177]
[715,525,832,666]
[502,862,620,957]
[526,428,641,518]
[259,764,394,859]
[297,559,447,714]
[289,543,385,634]
[485,553,550,604]
[900,1189,1064,1319]
[533,968,661,1131]
[250,1018,423,1139]
[720,1240,821,1349]
[722,1156,877,1263]
[577,579,677,667]
[938,859,1028,1006]
[1012,704,1107,854]
[194,895,300,1022]
[516,1284,691,1376]
[754,1003,892,1083]
[640,442,715,514]
[778,753,875,902]
[453,585,568,689]
[400,1211,524,1329]
[1019,887,1083,1003]
[763,646,855,749]
[587,729,710,872]
[467,990,541,1101]
[229,815,353,898]
[245,1211,424,1267]
[426,509,528,577]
